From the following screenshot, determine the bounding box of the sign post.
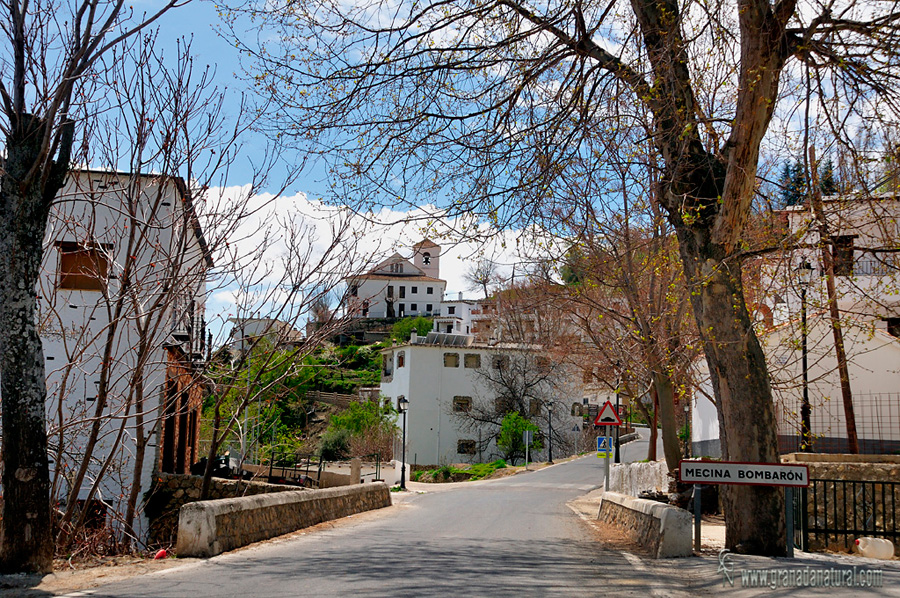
[680,460,810,557]
[594,401,622,490]
[523,430,533,470]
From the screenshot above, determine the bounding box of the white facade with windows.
[345,239,446,319]
[381,332,584,466]
[692,195,900,456]
[21,169,211,542]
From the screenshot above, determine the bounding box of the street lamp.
[614,361,621,464]
[398,396,409,489]
[795,260,814,452]
[547,400,555,464]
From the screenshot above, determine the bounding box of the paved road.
[71,432,677,598]
[55,428,900,598]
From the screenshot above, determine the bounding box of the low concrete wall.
[598,491,692,558]
[175,482,391,557]
[609,461,670,497]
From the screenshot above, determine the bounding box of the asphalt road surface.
[71,430,678,598]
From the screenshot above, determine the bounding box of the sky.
[151,2,539,338]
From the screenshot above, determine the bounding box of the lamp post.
[398,396,409,489]
[614,362,621,464]
[796,260,813,452]
[547,400,555,464]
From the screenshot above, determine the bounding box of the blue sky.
[150,2,542,338]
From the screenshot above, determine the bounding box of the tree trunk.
[808,147,859,453]
[674,225,785,556]
[200,401,223,500]
[0,115,59,573]
[650,368,683,472]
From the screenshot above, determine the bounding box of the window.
[400,286,406,298]
[833,236,855,276]
[389,263,405,273]
[423,252,431,265]
[411,286,418,294]
[446,324,453,333]
[492,355,509,370]
[495,395,514,415]
[426,304,433,312]
[464,353,481,369]
[397,351,405,368]
[457,439,476,455]
[427,287,434,294]
[448,306,456,315]
[382,354,393,377]
[349,284,358,297]
[886,318,900,338]
[452,396,472,412]
[443,352,460,367]
[387,286,394,298]
[57,242,111,291]
[399,303,406,316]
[411,303,418,312]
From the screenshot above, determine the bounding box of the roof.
[350,274,446,283]
[413,239,440,249]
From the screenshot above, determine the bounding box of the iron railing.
[792,478,899,551]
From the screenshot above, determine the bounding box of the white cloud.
[198,185,551,341]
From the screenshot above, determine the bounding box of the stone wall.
[145,473,303,547]
[597,492,692,558]
[175,483,392,557]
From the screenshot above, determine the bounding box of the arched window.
[423,252,431,265]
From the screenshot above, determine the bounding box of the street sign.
[523,430,534,445]
[593,400,622,426]
[597,436,612,451]
[679,460,810,487]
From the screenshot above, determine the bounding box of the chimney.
[458,292,463,300]
[410,331,418,343]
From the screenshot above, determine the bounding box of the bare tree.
[0,0,190,572]
[463,258,501,299]
[228,0,900,555]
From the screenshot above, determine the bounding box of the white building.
[345,239,446,319]
[692,194,900,456]
[380,332,585,466]
[33,169,210,540]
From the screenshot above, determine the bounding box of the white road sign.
[680,461,809,487]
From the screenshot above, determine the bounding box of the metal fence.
[777,392,900,454]
[792,478,899,551]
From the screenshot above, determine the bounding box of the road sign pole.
[604,425,610,490]
[693,484,701,552]
[786,487,794,558]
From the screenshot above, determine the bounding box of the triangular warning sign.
[593,400,622,426]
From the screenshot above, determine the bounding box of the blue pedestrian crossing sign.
[596,436,613,458]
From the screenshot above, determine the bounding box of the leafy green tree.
[496,412,542,466]
[391,316,433,341]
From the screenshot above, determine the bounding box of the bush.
[391,316,433,341]
[318,428,351,461]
